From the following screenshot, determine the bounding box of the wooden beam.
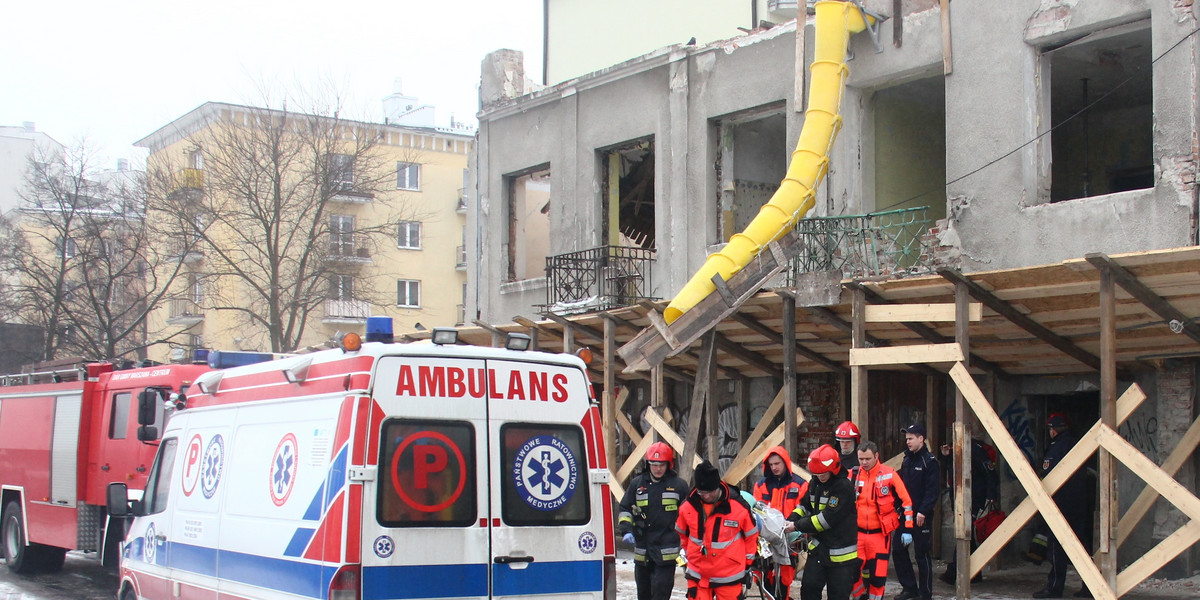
[783,294,797,461]
[863,303,981,323]
[849,343,964,367]
[848,283,1007,376]
[472,319,506,347]
[616,431,658,484]
[949,363,1115,600]
[1086,253,1200,345]
[644,407,699,470]
[806,302,945,378]
[851,287,868,439]
[680,332,716,481]
[731,312,848,373]
[1118,522,1200,596]
[715,333,785,379]
[954,282,971,596]
[728,386,788,473]
[1115,413,1200,551]
[1098,267,1118,588]
[723,407,810,483]
[601,312,743,381]
[641,302,681,350]
[603,316,617,477]
[972,384,1145,571]
[940,268,1102,371]
[616,409,642,444]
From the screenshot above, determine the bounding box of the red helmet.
[834,421,861,442]
[646,442,674,469]
[807,444,841,475]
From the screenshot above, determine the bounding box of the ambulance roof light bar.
[505,333,532,351]
[431,328,459,345]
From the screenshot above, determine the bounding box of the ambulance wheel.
[120,585,137,600]
[2,501,33,574]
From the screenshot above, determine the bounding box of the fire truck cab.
[108,323,616,600]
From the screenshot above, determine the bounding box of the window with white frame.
[397,221,421,249]
[397,162,421,190]
[397,279,421,307]
[329,153,354,189]
[330,215,355,256]
[329,274,355,300]
[58,236,77,259]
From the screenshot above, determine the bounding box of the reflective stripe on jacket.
[618,469,689,563]
[788,475,858,564]
[752,446,805,518]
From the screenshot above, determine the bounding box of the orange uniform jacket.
[676,482,760,587]
[752,446,805,518]
[851,462,914,535]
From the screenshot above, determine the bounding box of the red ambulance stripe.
[367,402,386,466]
[303,492,346,562]
[177,580,218,600]
[351,396,370,466]
[580,409,598,470]
[332,398,355,461]
[345,483,362,563]
[602,485,615,556]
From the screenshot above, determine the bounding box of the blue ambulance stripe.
[491,559,604,596]
[154,541,336,598]
[362,563,488,599]
[361,560,602,599]
[284,528,317,557]
[303,444,349,521]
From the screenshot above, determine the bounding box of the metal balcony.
[455,246,467,270]
[330,182,374,204]
[323,299,370,323]
[543,245,657,315]
[168,169,204,196]
[787,206,934,284]
[167,298,204,325]
[455,304,466,326]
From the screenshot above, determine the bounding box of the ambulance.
[107,322,617,600]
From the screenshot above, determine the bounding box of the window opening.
[397,279,421,307]
[715,107,786,242]
[1048,22,1152,202]
[505,166,551,281]
[397,162,421,190]
[397,221,421,249]
[601,139,655,249]
[330,215,355,256]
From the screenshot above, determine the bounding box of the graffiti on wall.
[718,404,740,473]
[999,398,1037,481]
[1118,414,1158,458]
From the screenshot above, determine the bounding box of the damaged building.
[463,0,1200,588]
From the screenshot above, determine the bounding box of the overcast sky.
[1,0,543,167]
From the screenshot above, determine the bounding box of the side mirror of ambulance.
[107,482,135,517]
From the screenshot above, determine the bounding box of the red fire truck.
[0,359,213,573]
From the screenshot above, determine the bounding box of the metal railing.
[455,246,467,269]
[324,299,369,320]
[787,206,934,283]
[455,304,466,326]
[544,245,657,314]
[168,298,203,321]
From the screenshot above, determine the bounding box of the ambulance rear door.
[485,358,603,599]
[363,356,491,600]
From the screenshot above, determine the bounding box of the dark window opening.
[715,106,787,242]
[504,165,551,282]
[1049,22,1153,202]
[601,139,655,250]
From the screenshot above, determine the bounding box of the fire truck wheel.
[33,545,65,572]
[2,501,32,574]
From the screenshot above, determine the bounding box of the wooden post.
[650,365,664,443]
[783,295,798,461]
[955,281,972,598]
[1099,268,1118,589]
[563,324,575,354]
[705,336,720,465]
[928,375,940,557]
[680,331,715,481]
[851,287,868,440]
[603,316,617,476]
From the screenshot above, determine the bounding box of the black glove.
[743,571,754,588]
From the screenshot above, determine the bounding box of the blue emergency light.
[207,350,276,369]
[365,316,394,343]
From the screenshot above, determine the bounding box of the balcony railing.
[456,304,466,326]
[167,298,204,324]
[168,169,204,195]
[324,299,369,322]
[455,246,467,270]
[543,245,657,314]
[787,206,934,283]
[330,182,374,203]
[456,189,467,214]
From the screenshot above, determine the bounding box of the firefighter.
[893,423,940,600]
[939,425,1000,584]
[618,442,690,600]
[788,444,858,600]
[1032,413,1093,599]
[850,441,914,600]
[753,446,805,599]
[834,421,861,478]
[676,460,759,600]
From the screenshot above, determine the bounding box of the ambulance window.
[377,419,476,527]
[110,392,131,439]
[500,424,590,526]
[144,438,178,515]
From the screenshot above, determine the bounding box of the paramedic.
[753,446,805,599]
[851,441,914,600]
[676,460,759,600]
[618,442,690,600]
[893,423,940,600]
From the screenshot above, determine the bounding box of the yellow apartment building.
[137,102,472,362]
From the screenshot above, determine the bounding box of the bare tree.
[147,90,424,353]
[0,142,190,362]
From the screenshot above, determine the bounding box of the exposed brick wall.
[797,373,845,456]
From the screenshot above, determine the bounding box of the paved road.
[0,552,117,600]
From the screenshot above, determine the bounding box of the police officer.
[1032,413,1093,599]
[753,446,805,599]
[788,444,858,600]
[618,442,689,600]
[676,460,759,600]
[834,421,861,478]
[894,423,939,600]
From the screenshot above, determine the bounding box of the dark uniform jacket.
[1041,429,1092,545]
[788,475,858,566]
[618,468,689,564]
[941,438,1000,514]
[899,446,941,524]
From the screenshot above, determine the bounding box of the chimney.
[480,49,526,109]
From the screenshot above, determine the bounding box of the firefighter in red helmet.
[618,441,689,600]
[789,444,858,600]
[834,421,861,478]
